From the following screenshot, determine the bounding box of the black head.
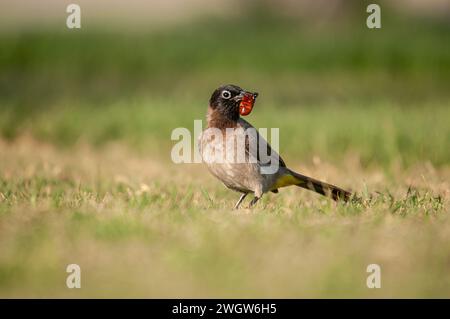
[209,84,258,121]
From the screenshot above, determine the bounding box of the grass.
[0,6,449,297]
[0,137,448,298]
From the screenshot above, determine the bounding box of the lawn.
[0,6,449,297]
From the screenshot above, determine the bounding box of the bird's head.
[209,84,259,121]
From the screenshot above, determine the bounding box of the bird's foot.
[234,193,248,209]
[248,196,261,208]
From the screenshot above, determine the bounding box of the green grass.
[1,98,448,168]
[0,7,449,297]
[0,157,448,297]
[1,9,449,167]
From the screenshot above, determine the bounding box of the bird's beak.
[233,91,259,102]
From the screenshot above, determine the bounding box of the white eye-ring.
[221,90,231,99]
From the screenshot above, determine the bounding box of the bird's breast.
[199,128,262,193]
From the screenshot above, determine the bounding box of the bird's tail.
[288,169,352,202]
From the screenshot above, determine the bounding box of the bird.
[199,84,352,208]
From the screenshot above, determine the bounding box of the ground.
[0,127,448,298]
[0,7,449,297]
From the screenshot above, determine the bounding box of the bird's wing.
[237,118,287,169]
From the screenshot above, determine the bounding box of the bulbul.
[199,84,351,208]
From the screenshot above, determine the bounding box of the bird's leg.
[234,193,248,209]
[249,196,261,208]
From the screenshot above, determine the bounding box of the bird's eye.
[221,90,231,99]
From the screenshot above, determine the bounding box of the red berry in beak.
[239,93,256,116]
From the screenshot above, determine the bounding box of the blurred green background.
[0,0,449,168]
[1,0,450,299]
